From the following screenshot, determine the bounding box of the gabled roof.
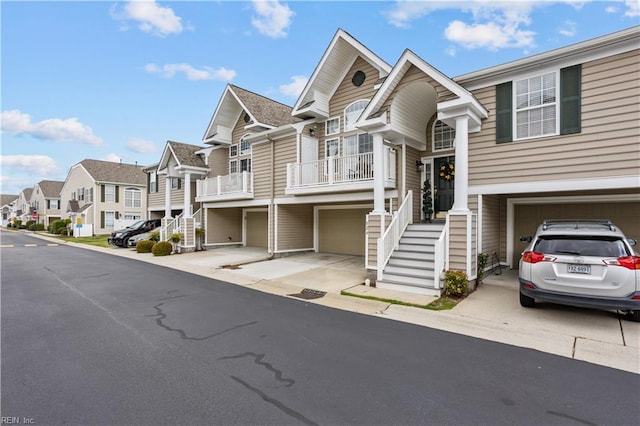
[20,188,33,200]
[202,84,299,144]
[359,49,488,136]
[34,180,64,198]
[157,141,209,175]
[292,29,392,119]
[1,194,18,207]
[78,159,146,185]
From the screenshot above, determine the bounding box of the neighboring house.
[14,188,33,224]
[145,141,210,246]
[170,27,640,296]
[29,180,64,228]
[60,159,147,235]
[1,194,18,227]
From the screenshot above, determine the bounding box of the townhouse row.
[4,27,639,296]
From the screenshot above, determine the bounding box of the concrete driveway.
[25,233,640,374]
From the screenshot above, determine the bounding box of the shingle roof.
[167,141,207,168]
[21,188,33,199]
[230,85,301,127]
[36,180,64,198]
[1,194,18,206]
[80,159,146,185]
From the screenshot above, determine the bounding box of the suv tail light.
[522,251,556,264]
[603,256,640,270]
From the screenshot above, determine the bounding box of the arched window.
[432,120,455,152]
[344,99,369,131]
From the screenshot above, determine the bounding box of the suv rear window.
[534,236,629,258]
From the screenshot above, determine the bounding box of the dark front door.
[435,156,455,214]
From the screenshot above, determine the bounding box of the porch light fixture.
[416,160,424,173]
[309,128,316,137]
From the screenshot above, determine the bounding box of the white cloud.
[279,75,307,97]
[113,0,184,37]
[126,138,158,153]
[605,5,618,13]
[386,1,537,50]
[558,20,577,37]
[624,0,639,16]
[103,153,122,163]
[0,155,59,175]
[1,110,103,145]
[145,63,236,81]
[251,0,294,38]
[445,46,457,57]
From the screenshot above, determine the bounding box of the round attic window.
[352,70,366,87]
[243,113,251,123]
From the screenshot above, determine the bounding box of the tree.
[422,179,433,223]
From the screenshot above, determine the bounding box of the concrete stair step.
[397,243,434,253]
[375,280,442,297]
[388,257,434,269]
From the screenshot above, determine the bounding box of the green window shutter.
[496,82,513,143]
[100,211,105,228]
[560,64,581,135]
[115,186,119,203]
[101,185,105,202]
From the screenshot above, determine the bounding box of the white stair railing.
[377,190,413,281]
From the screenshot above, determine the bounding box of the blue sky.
[1,0,638,195]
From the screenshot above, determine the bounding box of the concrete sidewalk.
[26,232,640,374]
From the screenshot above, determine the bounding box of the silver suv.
[519,220,639,321]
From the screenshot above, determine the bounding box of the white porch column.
[452,115,469,212]
[164,176,171,218]
[183,172,192,217]
[372,133,386,214]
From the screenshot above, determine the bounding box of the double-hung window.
[104,211,115,228]
[125,187,141,208]
[240,158,251,173]
[229,145,238,157]
[496,65,581,143]
[240,138,251,155]
[343,133,373,156]
[229,160,238,174]
[325,117,340,136]
[149,172,157,193]
[105,185,116,202]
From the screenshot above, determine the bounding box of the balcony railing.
[196,172,253,201]
[286,149,396,192]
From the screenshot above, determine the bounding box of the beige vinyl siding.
[318,208,368,255]
[60,167,94,223]
[232,112,250,145]
[328,57,379,122]
[448,214,467,271]
[480,194,502,267]
[404,145,422,222]
[274,135,297,197]
[366,213,392,268]
[252,142,272,199]
[276,204,313,251]
[246,211,268,248]
[468,50,640,186]
[147,174,165,208]
[207,208,242,244]
[208,148,229,177]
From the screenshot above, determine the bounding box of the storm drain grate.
[288,288,327,300]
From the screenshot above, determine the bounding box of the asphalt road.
[2,230,639,425]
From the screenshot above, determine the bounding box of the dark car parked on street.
[108,219,161,248]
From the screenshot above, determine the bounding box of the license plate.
[568,264,591,274]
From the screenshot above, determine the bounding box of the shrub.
[477,253,489,284]
[50,219,68,235]
[136,240,155,253]
[152,241,173,256]
[13,220,22,228]
[25,220,35,229]
[35,223,45,231]
[149,231,160,242]
[28,224,37,231]
[444,270,468,298]
[60,228,68,236]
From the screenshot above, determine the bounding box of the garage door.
[246,211,268,248]
[513,201,640,266]
[318,208,368,255]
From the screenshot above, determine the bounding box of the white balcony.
[286,149,396,195]
[196,172,253,202]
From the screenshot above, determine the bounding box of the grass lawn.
[340,290,460,311]
[54,234,112,248]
